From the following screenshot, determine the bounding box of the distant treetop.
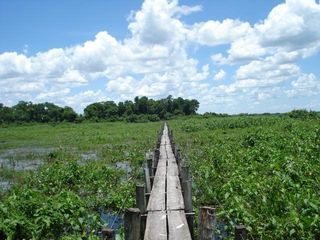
[0,96,199,123]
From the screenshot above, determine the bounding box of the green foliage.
[0,121,161,239]
[0,188,99,239]
[0,101,78,124]
[286,109,319,120]
[83,95,199,121]
[170,115,320,239]
[0,96,200,124]
[1,113,319,239]
[0,159,135,239]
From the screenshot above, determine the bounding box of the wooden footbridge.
[144,123,192,240]
[103,123,248,240]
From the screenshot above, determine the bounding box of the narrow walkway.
[144,124,191,240]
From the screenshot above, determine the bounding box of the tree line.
[0,96,199,124]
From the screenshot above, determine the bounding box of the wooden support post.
[177,154,183,175]
[199,206,216,240]
[144,167,151,196]
[136,185,146,213]
[235,225,247,240]
[155,148,160,161]
[174,144,180,159]
[157,131,161,148]
[170,130,174,144]
[180,165,190,184]
[146,157,153,187]
[135,185,146,240]
[124,208,141,240]
[147,157,153,176]
[182,180,194,239]
[182,180,193,212]
[154,148,160,174]
[101,228,115,240]
[172,141,175,155]
[175,148,182,172]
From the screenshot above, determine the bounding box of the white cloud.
[106,76,135,93]
[189,19,252,46]
[286,73,320,97]
[58,70,87,85]
[36,88,71,101]
[128,0,187,45]
[213,70,226,81]
[257,0,320,50]
[64,90,110,112]
[0,0,319,113]
[235,56,300,86]
[222,0,320,64]
[0,52,31,78]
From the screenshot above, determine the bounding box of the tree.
[84,101,118,120]
[118,102,126,117]
[0,104,14,123]
[123,100,134,116]
[12,101,33,122]
[0,96,200,124]
[62,107,78,122]
[183,99,199,115]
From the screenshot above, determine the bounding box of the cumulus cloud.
[213,70,226,81]
[189,19,252,46]
[205,0,320,71]
[0,0,319,113]
[128,0,187,45]
[286,73,320,97]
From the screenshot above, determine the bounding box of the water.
[81,152,99,161]
[0,146,132,191]
[114,162,132,181]
[0,180,12,191]
[77,152,99,165]
[0,158,43,171]
[0,147,101,170]
[115,162,132,173]
[1,147,56,156]
[214,221,231,240]
[0,147,55,171]
[100,211,123,230]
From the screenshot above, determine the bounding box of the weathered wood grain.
[147,174,166,211]
[167,175,184,210]
[144,211,167,240]
[144,123,191,239]
[167,156,179,176]
[167,210,192,240]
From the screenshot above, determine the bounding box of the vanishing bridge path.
[144,123,192,240]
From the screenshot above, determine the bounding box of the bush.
[287,109,319,119]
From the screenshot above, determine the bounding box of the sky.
[0,0,319,114]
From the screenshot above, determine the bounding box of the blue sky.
[0,0,319,113]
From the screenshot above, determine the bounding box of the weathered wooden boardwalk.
[144,124,192,240]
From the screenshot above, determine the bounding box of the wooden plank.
[167,175,184,210]
[145,123,192,239]
[147,174,166,211]
[167,210,192,240]
[159,145,167,160]
[144,211,167,240]
[167,156,179,176]
[156,157,167,171]
[165,144,175,159]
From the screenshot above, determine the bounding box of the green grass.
[0,121,161,239]
[0,116,319,239]
[169,115,320,239]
